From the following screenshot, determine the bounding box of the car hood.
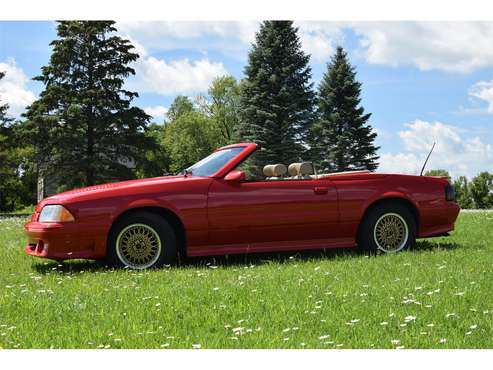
[36,175,194,209]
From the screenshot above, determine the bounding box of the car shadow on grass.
[32,240,461,274]
[413,239,461,252]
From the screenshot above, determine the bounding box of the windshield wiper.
[178,168,193,177]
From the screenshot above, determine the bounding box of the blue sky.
[1,21,492,178]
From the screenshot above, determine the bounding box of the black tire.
[107,211,177,269]
[357,203,416,253]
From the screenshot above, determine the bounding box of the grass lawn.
[0,212,492,349]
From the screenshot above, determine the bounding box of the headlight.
[39,205,75,223]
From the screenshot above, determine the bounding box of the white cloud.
[295,22,343,62]
[353,22,493,73]
[121,34,148,58]
[469,79,493,113]
[144,105,168,122]
[118,21,493,72]
[118,21,344,63]
[378,120,493,178]
[117,21,258,56]
[129,56,228,96]
[0,58,36,117]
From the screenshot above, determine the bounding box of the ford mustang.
[24,142,460,269]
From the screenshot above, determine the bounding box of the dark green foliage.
[24,21,150,189]
[309,46,379,172]
[454,176,474,209]
[134,123,170,178]
[424,169,451,180]
[238,21,315,168]
[471,172,493,209]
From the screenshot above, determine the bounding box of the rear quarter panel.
[330,173,458,239]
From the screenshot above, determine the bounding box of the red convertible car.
[25,142,460,269]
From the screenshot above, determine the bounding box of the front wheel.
[107,212,177,269]
[358,203,416,253]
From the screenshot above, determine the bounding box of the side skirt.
[186,238,356,257]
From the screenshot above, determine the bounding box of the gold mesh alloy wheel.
[115,223,162,269]
[373,212,409,253]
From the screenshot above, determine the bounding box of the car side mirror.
[224,170,246,182]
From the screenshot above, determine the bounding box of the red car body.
[24,142,460,261]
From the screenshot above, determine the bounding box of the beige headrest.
[263,164,287,177]
[288,162,314,176]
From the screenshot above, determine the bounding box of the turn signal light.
[39,205,75,223]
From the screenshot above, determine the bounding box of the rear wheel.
[107,212,177,269]
[358,203,416,253]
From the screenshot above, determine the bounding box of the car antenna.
[420,142,436,176]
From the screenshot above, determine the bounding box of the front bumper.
[24,221,104,260]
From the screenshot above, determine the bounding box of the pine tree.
[238,21,315,167]
[24,21,150,190]
[309,46,379,172]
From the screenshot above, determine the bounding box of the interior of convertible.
[236,154,369,182]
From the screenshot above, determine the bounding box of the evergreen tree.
[309,46,379,172]
[238,21,315,167]
[24,21,150,190]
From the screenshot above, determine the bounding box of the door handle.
[314,186,328,195]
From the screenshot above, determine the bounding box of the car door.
[206,177,339,248]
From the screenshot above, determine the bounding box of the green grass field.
[0,212,492,349]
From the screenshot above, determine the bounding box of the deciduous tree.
[453,176,474,209]
[471,171,493,209]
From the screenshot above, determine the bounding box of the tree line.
[424,170,493,209]
[0,21,491,211]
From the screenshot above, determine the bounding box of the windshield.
[184,147,244,177]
